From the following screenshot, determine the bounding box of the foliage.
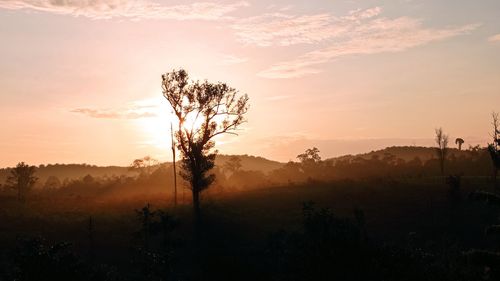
[5,162,38,201]
[3,238,119,281]
[488,144,500,169]
[132,204,180,281]
[455,138,464,150]
[129,156,159,177]
[162,69,249,227]
[162,69,248,195]
[296,147,321,164]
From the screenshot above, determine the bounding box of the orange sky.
[0,1,499,167]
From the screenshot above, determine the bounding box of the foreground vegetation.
[1,175,499,280]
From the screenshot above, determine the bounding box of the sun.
[132,95,229,156]
[180,111,207,135]
[132,97,173,152]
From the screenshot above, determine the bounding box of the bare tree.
[455,138,464,151]
[161,69,249,232]
[435,128,449,176]
[5,162,37,202]
[492,112,500,150]
[488,112,500,190]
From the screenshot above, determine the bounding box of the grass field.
[1,177,498,270]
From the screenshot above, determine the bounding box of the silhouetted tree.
[297,147,322,179]
[162,69,249,234]
[455,138,464,151]
[492,112,500,148]
[130,156,159,177]
[136,204,155,251]
[489,145,500,191]
[132,204,179,281]
[435,128,449,176]
[5,162,37,202]
[489,112,500,190]
[297,147,321,163]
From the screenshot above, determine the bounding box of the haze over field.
[1,0,499,167]
[3,2,500,281]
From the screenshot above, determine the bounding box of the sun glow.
[181,111,207,136]
[132,97,173,152]
[132,95,223,157]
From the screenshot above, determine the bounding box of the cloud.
[488,34,500,43]
[247,8,479,78]
[71,106,156,119]
[0,0,249,20]
[217,54,248,65]
[232,7,382,47]
[232,13,338,47]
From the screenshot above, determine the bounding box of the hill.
[0,154,284,187]
[215,154,284,173]
[0,146,485,188]
[326,145,479,163]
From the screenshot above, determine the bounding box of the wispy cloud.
[232,7,382,47]
[71,105,157,119]
[232,13,338,47]
[488,34,500,43]
[0,0,249,20]
[217,54,248,65]
[247,8,479,78]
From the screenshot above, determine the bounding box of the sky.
[0,0,499,167]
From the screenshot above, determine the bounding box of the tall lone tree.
[5,162,37,202]
[435,128,449,176]
[162,69,249,231]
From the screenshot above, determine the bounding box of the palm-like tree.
[455,138,464,150]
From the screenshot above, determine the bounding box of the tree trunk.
[191,188,203,279]
[171,123,177,207]
[192,188,201,238]
[172,150,177,207]
[494,167,498,192]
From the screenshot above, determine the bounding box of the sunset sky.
[1,0,499,167]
